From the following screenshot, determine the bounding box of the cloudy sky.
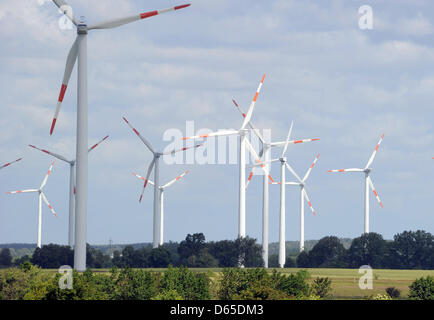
[1,0,434,246]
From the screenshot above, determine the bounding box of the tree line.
[0,230,433,270]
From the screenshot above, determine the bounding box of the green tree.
[273,270,311,298]
[347,233,388,268]
[149,247,171,268]
[160,266,210,300]
[296,251,310,267]
[308,236,347,267]
[235,237,264,267]
[389,230,434,269]
[31,244,73,268]
[217,268,268,300]
[408,276,434,300]
[178,233,207,265]
[208,240,239,267]
[110,267,157,300]
[0,248,13,267]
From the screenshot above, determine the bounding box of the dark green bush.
[408,276,434,300]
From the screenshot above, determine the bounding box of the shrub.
[151,289,183,300]
[234,278,291,300]
[110,267,157,300]
[273,270,310,298]
[312,277,332,298]
[160,266,210,300]
[408,276,434,300]
[369,293,392,300]
[385,287,401,299]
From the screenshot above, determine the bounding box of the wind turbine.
[28,135,109,247]
[234,101,319,267]
[123,117,201,248]
[7,162,57,248]
[1,158,23,171]
[328,134,384,234]
[270,154,319,253]
[48,0,191,271]
[182,75,273,241]
[132,170,190,246]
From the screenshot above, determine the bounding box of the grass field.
[91,267,434,300]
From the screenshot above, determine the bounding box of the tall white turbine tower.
[123,117,201,248]
[1,158,23,171]
[28,135,109,247]
[271,154,319,252]
[132,170,190,246]
[7,162,58,248]
[48,0,191,271]
[328,134,385,234]
[182,75,272,241]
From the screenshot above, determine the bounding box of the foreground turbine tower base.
[74,25,88,272]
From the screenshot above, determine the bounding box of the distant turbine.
[48,0,191,271]
[7,162,57,248]
[270,154,320,253]
[182,75,272,242]
[328,134,385,234]
[0,158,23,171]
[28,135,109,247]
[236,102,319,268]
[132,170,190,246]
[123,117,201,248]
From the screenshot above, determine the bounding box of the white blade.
[0,158,23,170]
[303,154,320,182]
[122,117,155,154]
[87,4,191,30]
[303,188,316,216]
[7,189,39,194]
[281,121,294,158]
[232,99,265,144]
[52,0,78,25]
[244,139,274,183]
[41,191,58,217]
[132,172,155,186]
[247,158,280,168]
[367,176,383,208]
[241,74,266,130]
[139,158,156,203]
[162,170,190,189]
[182,129,239,141]
[327,168,364,173]
[28,145,71,163]
[285,162,303,184]
[365,133,385,169]
[88,135,109,153]
[162,143,202,155]
[270,138,320,147]
[50,38,78,135]
[40,162,55,190]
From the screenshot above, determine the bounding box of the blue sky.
[1,0,434,246]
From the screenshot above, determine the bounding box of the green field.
[90,267,434,300]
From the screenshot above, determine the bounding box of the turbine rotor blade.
[51,38,78,135]
[162,144,202,155]
[365,133,385,169]
[232,99,265,144]
[303,154,320,182]
[122,117,155,154]
[40,162,55,190]
[162,170,190,189]
[28,145,71,163]
[132,172,155,186]
[285,162,303,184]
[281,121,294,158]
[7,189,39,194]
[52,0,78,25]
[87,4,191,30]
[41,191,58,217]
[367,176,383,208]
[303,188,316,216]
[245,139,274,183]
[241,74,265,130]
[270,138,320,147]
[327,168,364,173]
[0,158,23,170]
[88,135,109,153]
[139,158,156,202]
[182,129,239,140]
